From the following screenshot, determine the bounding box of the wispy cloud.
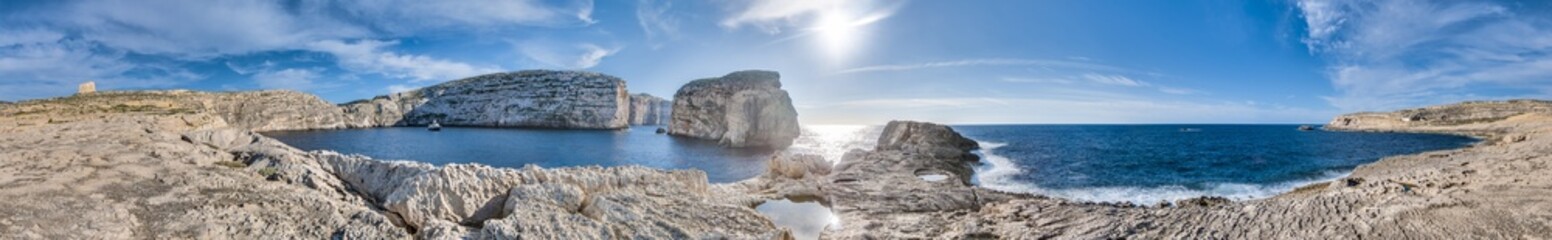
[253,68,328,91]
[0,37,199,100]
[517,40,620,69]
[1081,74,1148,87]
[1297,0,1552,111]
[224,60,276,75]
[307,40,501,82]
[636,0,680,48]
[719,0,897,34]
[837,58,1131,74]
[811,97,1333,124]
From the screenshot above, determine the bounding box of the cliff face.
[627,94,672,125]
[668,70,801,148]
[1326,100,1552,132]
[0,90,368,132]
[344,70,631,129]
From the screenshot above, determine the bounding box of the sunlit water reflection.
[755,197,840,240]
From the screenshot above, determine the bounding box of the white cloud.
[718,0,897,34]
[838,58,1131,74]
[517,41,620,69]
[332,0,596,33]
[636,0,681,46]
[1157,87,1201,95]
[39,0,368,58]
[386,84,419,94]
[224,60,276,75]
[0,0,590,100]
[253,68,324,91]
[0,40,200,100]
[307,40,501,82]
[1000,77,1075,84]
[0,29,65,47]
[1297,0,1552,111]
[1081,74,1148,87]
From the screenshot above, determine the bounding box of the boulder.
[668,70,800,148]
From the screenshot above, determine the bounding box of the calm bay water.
[954,124,1477,203]
[265,126,771,182]
[263,125,877,183]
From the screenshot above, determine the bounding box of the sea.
[266,124,1474,239]
[265,124,1475,203]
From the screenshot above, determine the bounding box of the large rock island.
[668,70,801,148]
[343,70,632,129]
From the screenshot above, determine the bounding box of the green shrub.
[258,167,279,178]
[215,161,246,168]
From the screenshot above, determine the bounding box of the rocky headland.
[342,70,632,129]
[668,70,801,148]
[3,85,1551,239]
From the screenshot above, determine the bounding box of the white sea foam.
[972,141,1351,204]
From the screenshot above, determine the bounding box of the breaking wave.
[972,141,1350,204]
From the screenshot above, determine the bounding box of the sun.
[809,7,891,63]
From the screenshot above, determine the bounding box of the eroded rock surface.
[669,70,801,148]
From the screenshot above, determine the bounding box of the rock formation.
[343,70,631,129]
[0,91,788,239]
[627,93,672,125]
[668,70,801,148]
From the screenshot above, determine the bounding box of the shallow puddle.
[918,174,950,181]
[755,197,840,240]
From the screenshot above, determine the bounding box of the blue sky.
[2,0,1550,124]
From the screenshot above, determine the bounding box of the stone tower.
[77,81,96,94]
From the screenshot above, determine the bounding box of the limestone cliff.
[627,93,672,125]
[343,70,631,129]
[668,70,801,148]
[1326,99,1552,132]
[0,90,367,132]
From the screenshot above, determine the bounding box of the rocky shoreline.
[3,87,1551,238]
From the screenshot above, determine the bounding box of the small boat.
[1298,125,1316,131]
[1178,128,1202,132]
[428,120,442,131]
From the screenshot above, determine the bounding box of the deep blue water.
[264,127,774,183]
[953,124,1477,203]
